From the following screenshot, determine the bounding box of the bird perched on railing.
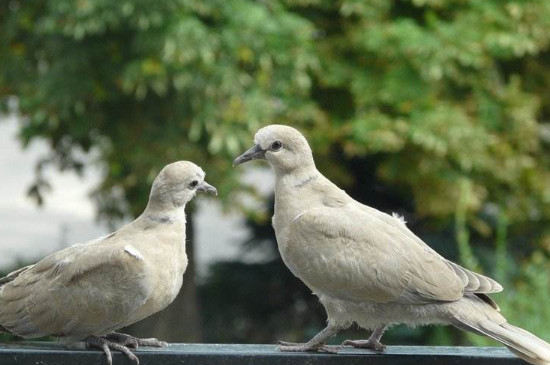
[0,161,217,365]
[234,124,550,365]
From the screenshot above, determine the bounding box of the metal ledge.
[0,342,523,365]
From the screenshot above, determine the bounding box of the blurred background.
[1,0,549,348]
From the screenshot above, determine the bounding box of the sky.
[0,114,274,275]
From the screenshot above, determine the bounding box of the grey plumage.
[0,161,217,364]
[234,124,550,365]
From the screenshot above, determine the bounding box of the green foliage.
[0,0,320,219]
[1,0,550,346]
[307,0,550,223]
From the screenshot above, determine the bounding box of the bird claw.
[86,335,140,365]
[105,332,168,349]
[105,334,138,349]
[342,339,386,352]
[135,338,168,348]
[320,345,341,354]
[278,343,340,354]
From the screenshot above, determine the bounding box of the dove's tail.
[452,296,550,365]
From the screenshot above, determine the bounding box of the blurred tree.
[295,0,550,344]
[0,0,319,341]
[201,0,550,345]
[2,0,550,346]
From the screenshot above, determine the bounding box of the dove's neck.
[273,166,322,232]
[275,166,320,189]
[141,200,188,226]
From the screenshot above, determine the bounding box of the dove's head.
[233,125,315,174]
[149,161,217,210]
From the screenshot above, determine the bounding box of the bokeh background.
[1,0,550,347]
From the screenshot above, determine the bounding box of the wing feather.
[0,239,153,338]
[284,203,465,304]
[356,204,502,294]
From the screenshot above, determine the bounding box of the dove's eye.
[189,180,199,189]
[271,141,283,151]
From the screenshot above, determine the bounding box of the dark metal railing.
[0,342,524,365]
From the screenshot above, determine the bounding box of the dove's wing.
[0,236,153,338]
[285,198,490,305]
[357,204,503,294]
[357,204,502,293]
[0,265,34,286]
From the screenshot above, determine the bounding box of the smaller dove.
[234,124,550,365]
[0,161,217,365]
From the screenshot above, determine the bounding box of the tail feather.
[484,320,550,360]
[501,323,550,360]
[453,298,550,365]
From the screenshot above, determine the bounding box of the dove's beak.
[197,181,218,195]
[233,144,266,166]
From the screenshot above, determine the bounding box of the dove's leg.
[105,332,168,348]
[85,335,140,365]
[342,324,387,352]
[279,325,341,353]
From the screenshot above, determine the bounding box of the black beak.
[197,181,218,195]
[233,144,266,166]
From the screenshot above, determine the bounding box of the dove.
[0,161,217,365]
[234,124,550,365]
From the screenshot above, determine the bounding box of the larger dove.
[0,161,217,365]
[234,124,550,365]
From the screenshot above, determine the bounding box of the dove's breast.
[120,228,188,327]
[272,177,340,283]
[273,207,309,279]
